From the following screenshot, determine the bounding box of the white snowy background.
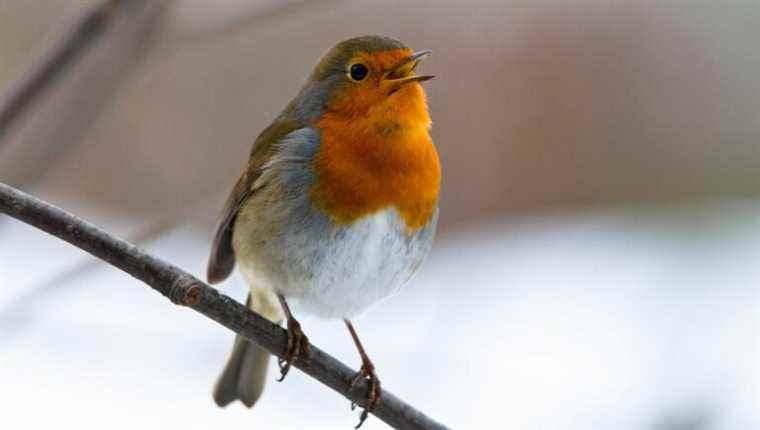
[1,199,757,429]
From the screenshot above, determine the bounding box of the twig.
[0,182,450,430]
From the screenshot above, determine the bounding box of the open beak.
[386,50,434,91]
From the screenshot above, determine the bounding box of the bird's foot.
[277,317,310,381]
[348,361,381,429]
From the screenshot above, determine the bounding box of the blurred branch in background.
[0,0,116,143]
[0,0,341,292]
[162,0,345,47]
[0,0,342,189]
[0,181,451,430]
[0,0,164,187]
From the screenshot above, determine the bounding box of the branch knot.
[169,275,203,307]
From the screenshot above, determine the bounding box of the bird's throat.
[311,89,440,231]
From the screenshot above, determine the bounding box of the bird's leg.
[276,294,310,381]
[344,319,381,429]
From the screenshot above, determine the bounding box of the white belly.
[233,206,437,319]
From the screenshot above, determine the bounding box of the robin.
[207,35,440,427]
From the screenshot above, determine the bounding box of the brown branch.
[0,181,451,430]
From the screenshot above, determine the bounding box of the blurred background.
[0,1,758,429]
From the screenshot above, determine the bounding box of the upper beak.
[386,50,434,89]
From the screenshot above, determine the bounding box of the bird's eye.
[348,63,368,81]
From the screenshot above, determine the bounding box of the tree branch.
[0,182,450,430]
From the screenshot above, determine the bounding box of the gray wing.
[206,117,304,284]
[207,171,256,284]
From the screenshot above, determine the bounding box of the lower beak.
[386,50,435,90]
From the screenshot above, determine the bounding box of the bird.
[206,35,440,427]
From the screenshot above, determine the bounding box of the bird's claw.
[348,362,381,429]
[277,317,310,381]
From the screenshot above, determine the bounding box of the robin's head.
[289,36,433,123]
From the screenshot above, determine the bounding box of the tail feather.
[213,333,271,407]
[213,292,281,408]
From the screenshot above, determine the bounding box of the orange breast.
[311,83,440,231]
